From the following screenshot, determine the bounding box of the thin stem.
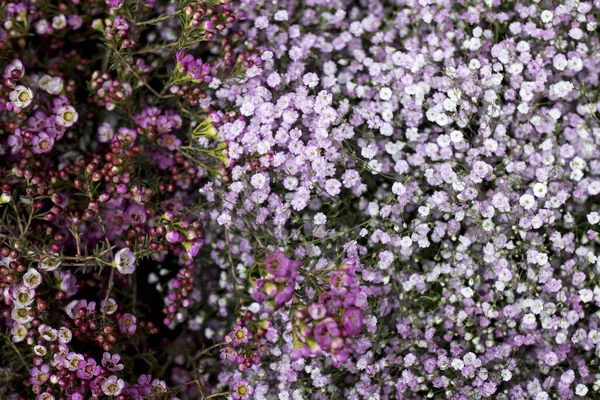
[192,342,225,362]
[1,335,28,370]
[205,392,231,399]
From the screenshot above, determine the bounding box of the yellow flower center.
[40,140,51,150]
[235,329,245,339]
[237,385,248,395]
[18,91,30,102]
[38,373,47,382]
[63,111,74,121]
[18,293,29,303]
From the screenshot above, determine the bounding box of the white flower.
[451,358,464,370]
[460,287,474,298]
[540,10,553,23]
[519,194,536,210]
[23,268,42,289]
[217,212,231,226]
[114,248,136,274]
[587,212,600,225]
[535,392,549,400]
[579,289,594,303]
[39,254,62,271]
[11,324,27,342]
[52,14,67,29]
[9,86,34,108]
[379,87,392,101]
[450,130,463,143]
[549,81,574,99]
[251,172,269,190]
[56,106,78,127]
[313,213,327,225]
[38,75,64,94]
[575,384,588,396]
[254,16,269,29]
[302,73,319,88]
[274,11,289,21]
[392,182,406,195]
[501,369,512,381]
[533,182,547,198]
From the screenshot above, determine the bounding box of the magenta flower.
[265,251,290,277]
[274,284,294,308]
[342,307,363,336]
[314,318,341,350]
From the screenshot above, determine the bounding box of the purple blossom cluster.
[2,0,600,398]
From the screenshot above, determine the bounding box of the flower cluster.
[3,0,600,398]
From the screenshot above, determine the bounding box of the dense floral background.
[1,0,600,399]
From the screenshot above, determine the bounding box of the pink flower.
[119,313,137,335]
[231,379,254,400]
[101,375,124,396]
[342,307,363,336]
[29,364,50,385]
[31,132,54,154]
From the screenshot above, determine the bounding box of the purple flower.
[342,307,363,336]
[275,284,295,308]
[126,204,147,225]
